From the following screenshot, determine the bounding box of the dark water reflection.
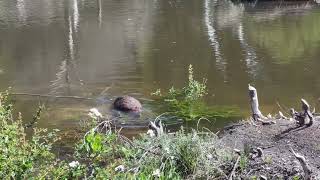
[0,0,320,134]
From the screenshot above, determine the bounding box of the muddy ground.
[219,118,320,179]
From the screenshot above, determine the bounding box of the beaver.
[113,96,142,113]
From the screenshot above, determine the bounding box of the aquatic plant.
[152,64,240,121]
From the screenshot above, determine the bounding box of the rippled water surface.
[1,0,320,132]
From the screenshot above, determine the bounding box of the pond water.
[1,0,320,135]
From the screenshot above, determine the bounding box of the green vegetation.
[0,90,244,179]
[152,65,240,121]
[0,90,83,179]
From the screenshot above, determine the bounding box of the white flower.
[88,108,103,119]
[164,147,170,154]
[147,129,155,137]
[207,154,213,159]
[115,165,125,172]
[69,161,80,168]
[152,169,160,177]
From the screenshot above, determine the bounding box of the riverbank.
[219,119,320,179]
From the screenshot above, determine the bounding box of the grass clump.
[152,64,240,121]
[83,127,238,179]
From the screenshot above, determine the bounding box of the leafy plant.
[152,64,240,121]
[0,91,60,178]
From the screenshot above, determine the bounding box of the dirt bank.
[219,119,320,179]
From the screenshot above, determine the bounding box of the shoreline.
[218,119,320,178]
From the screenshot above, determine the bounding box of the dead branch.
[83,120,113,144]
[276,101,291,117]
[290,147,312,179]
[228,155,240,180]
[148,119,164,137]
[278,111,288,119]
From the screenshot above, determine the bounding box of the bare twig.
[276,101,291,116]
[278,111,288,119]
[228,156,241,180]
[148,119,164,137]
[290,147,312,179]
[83,120,112,143]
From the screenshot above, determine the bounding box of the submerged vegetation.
[152,65,241,121]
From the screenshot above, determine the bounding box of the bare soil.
[219,118,320,179]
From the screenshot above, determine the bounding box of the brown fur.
[113,96,142,113]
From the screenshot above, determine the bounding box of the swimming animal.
[113,96,142,113]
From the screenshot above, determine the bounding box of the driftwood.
[148,119,164,137]
[290,99,313,127]
[248,84,265,120]
[278,111,288,119]
[248,85,274,125]
[290,147,312,179]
